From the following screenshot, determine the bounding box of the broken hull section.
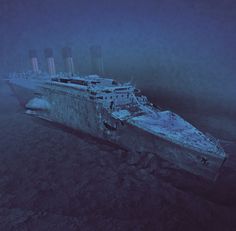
[28,90,226,181]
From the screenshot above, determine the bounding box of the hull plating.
[7,81,35,107]
[33,89,225,181]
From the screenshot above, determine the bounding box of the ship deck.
[129,110,224,156]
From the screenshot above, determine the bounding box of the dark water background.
[0,0,236,230]
[1,0,236,118]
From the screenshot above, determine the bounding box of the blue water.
[1,0,236,229]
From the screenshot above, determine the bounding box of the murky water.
[0,81,236,231]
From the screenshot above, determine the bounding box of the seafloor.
[0,80,236,231]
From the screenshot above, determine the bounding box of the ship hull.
[113,122,225,181]
[30,89,225,181]
[6,80,36,107]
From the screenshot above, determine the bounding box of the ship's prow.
[126,109,226,181]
